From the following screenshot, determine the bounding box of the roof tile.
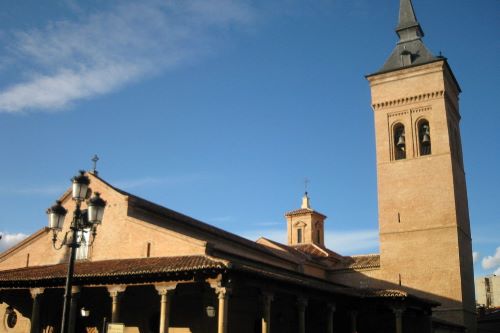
[331,254,380,270]
[0,256,226,286]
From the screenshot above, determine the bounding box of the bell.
[422,133,430,145]
[396,135,406,149]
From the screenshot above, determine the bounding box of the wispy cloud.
[0,232,28,252]
[482,247,500,271]
[0,0,255,113]
[112,174,203,190]
[326,229,379,254]
[0,184,65,196]
[253,221,282,227]
[206,216,234,223]
[240,229,286,244]
[473,251,479,264]
[240,228,379,255]
[0,174,203,195]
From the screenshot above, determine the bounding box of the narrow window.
[297,229,303,244]
[394,123,406,160]
[317,230,320,243]
[418,120,431,155]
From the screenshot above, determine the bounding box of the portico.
[0,254,436,333]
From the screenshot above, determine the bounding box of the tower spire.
[373,0,437,74]
[396,0,424,42]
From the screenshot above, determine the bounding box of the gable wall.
[0,176,207,270]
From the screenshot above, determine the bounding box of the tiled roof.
[0,256,226,287]
[361,289,408,298]
[355,288,440,306]
[331,254,380,271]
[284,208,326,218]
[234,263,358,297]
[255,238,311,263]
[291,244,343,261]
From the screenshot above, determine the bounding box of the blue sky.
[0,0,498,277]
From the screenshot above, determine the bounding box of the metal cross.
[304,178,310,194]
[91,154,99,175]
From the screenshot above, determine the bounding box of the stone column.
[107,285,127,323]
[261,292,273,333]
[217,288,230,333]
[68,286,81,333]
[30,288,44,333]
[350,310,357,333]
[392,307,405,333]
[297,297,307,333]
[326,303,336,333]
[209,282,231,333]
[155,283,177,333]
[423,310,433,333]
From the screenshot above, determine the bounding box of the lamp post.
[47,171,106,333]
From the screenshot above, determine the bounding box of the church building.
[0,1,475,332]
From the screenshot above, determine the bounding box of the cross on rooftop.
[91,154,99,175]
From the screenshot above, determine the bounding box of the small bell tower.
[285,192,326,247]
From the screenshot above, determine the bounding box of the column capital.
[392,306,406,317]
[209,280,231,298]
[297,296,308,309]
[155,283,177,296]
[327,302,336,312]
[71,286,81,294]
[107,285,127,297]
[30,288,45,299]
[215,287,231,299]
[261,291,274,302]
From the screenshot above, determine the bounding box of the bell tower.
[367,0,475,330]
[285,192,326,247]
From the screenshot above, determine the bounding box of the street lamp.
[47,170,106,333]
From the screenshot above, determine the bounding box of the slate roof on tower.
[374,0,440,75]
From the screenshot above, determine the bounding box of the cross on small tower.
[91,154,99,175]
[304,178,310,194]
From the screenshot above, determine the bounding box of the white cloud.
[325,229,379,254]
[482,247,500,270]
[240,228,379,255]
[473,251,479,264]
[0,0,255,113]
[0,232,28,253]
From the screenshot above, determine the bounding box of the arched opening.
[393,123,406,160]
[297,228,303,244]
[418,120,431,155]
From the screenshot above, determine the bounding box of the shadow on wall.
[330,269,476,332]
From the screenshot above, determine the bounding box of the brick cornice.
[372,90,444,110]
